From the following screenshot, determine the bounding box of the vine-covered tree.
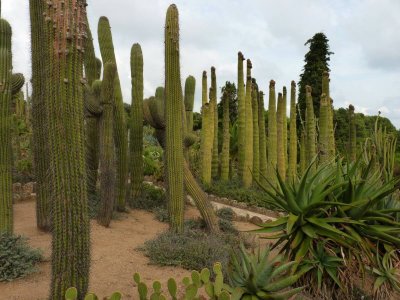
[298,33,333,122]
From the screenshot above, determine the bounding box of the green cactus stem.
[29,0,51,231]
[201,71,207,106]
[267,80,277,184]
[243,59,253,188]
[220,89,230,182]
[252,79,259,183]
[258,91,267,181]
[288,81,297,182]
[129,43,144,206]
[0,18,12,234]
[318,93,330,165]
[98,16,128,211]
[277,92,286,180]
[200,99,214,185]
[305,85,316,173]
[299,130,306,176]
[322,71,335,158]
[44,1,90,297]
[97,63,117,227]
[165,4,184,233]
[210,66,219,179]
[282,86,288,171]
[237,51,246,178]
[184,75,195,133]
[349,104,356,162]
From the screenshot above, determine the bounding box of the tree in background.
[218,81,238,126]
[298,33,333,122]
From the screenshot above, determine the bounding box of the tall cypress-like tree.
[298,33,333,122]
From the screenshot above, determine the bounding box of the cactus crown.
[269,80,275,88]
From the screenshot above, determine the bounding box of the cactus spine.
[165,4,184,233]
[0,18,12,233]
[243,59,253,188]
[267,80,277,183]
[319,93,329,164]
[288,81,297,182]
[29,0,51,231]
[220,89,230,181]
[305,85,316,173]
[349,104,356,161]
[210,67,218,179]
[184,75,195,133]
[258,91,267,180]
[277,93,286,179]
[129,43,144,206]
[98,16,128,211]
[252,79,259,183]
[44,0,90,297]
[237,52,245,178]
[97,64,116,227]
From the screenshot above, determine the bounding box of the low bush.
[0,233,42,282]
[130,182,166,211]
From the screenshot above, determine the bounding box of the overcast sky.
[3,0,400,127]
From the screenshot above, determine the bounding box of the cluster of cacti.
[98,16,128,211]
[129,44,144,206]
[0,16,13,233]
[42,0,90,298]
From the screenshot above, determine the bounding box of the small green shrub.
[143,145,163,180]
[216,207,235,221]
[153,206,169,223]
[0,233,42,281]
[131,183,166,211]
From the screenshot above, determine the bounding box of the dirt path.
[0,201,261,299]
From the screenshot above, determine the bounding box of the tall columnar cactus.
[97,64,116,227]
[220,90,230,181]
[277,93,286,179]
[322,71,335,158]
[348,104,356,162]
[29,0,51,231]
[237,51,246,178]
[267,80,277,183]
[251,79,259,183]
[282,87,288,170]
[258,91,267,180]
[299,130,306,176]
[184,75,195,133]
[44,1,90,298]
[288,81,297,182]
[201,71,207,106]
[129,43,144,206]
[200,99,214,185]
[243,59,253,188]
[305,85,316,173]
[0,18,12,233]
[318,93,329,165]
[98,16,128,211]
[165,4,184,233]
[210,66,218,179]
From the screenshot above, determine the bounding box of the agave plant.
[226,245,312,299]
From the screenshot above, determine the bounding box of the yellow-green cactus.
[201,94,215,185]
[349,104,356,162]
[184,75,195,133]
[318,93,330,165]
[288,81,297,182]
[243,59,253,188]
[210,66,219,179]
[252,79,259,183]
[322,71,335,158]
[267,80,277,184]
[305,85,316,173]
[237,52,246,179]
[277,92,286,180]
[220,90,230,181]
[258,91,267,181]
[282,86,288,171]
[129,43,144,206]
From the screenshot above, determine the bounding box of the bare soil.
[0,201,261,299]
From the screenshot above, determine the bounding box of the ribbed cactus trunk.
[237,52,245,178]
[220,90,230,181]
[98,16,128,211]
[319,93,329,165]
[277,93,286,179]
[288,81,297,182]
[299,130,306,176]
[210,67,218,179]
[243,59,253,188]
[0,18,12,233]
[184,75,195,133]
[165,4,184,233]
[258,91,267,180]
[97,63,116,227]
[200,100,214,185]
[45,1,90,298]
[29,0,51,231]
[252,79,259,183]
[129,43,144,206]
[322,71,335,158]
[201,71,207,106]
[267,80,277,184]
[349,104,356,162]
[305,85,316,173]
[282,87,288,171]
